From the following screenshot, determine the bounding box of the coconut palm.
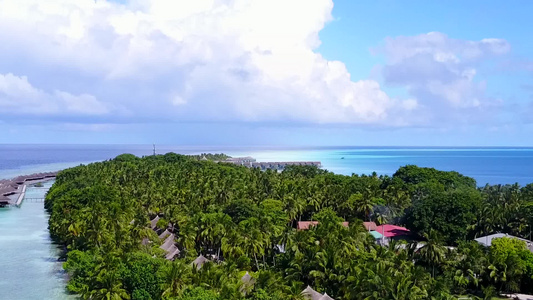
[418,230,446,278]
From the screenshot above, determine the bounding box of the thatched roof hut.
[239,271,256,294]
[150,215,160,229]
[192,254,209,270]
[0,187,16,196]
[165,246,180,260]
[158,229,171,239]
[241,271,256,285]
[302,286,323,300]
[0,194,11,205]
[14,176,26,184]
[320,293,334,300]
[159,234,175,251]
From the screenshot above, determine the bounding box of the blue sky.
[0,0,532,146]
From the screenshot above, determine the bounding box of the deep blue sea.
[1,145,532,186]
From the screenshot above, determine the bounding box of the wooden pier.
[23,198,45,203]
[15,185,27,207]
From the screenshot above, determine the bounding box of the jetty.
[224,157,321,170]
[0,171,58,207]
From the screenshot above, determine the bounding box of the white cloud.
[375,32,510,122]
[0,0,413,125]
[0,73,110,115]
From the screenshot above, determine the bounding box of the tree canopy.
[45,154,533,299]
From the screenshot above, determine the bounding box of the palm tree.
[161,261,191,298]
[417,230,446,278]
[353,192,375,222]
[86,269,130,300]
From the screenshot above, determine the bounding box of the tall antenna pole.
[153,144,156,156]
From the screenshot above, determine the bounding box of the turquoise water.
[0,181,74,300]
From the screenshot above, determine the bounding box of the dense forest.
[45,153,533,300]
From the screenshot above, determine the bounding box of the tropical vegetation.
[45,153,533,299]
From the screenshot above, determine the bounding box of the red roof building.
[372,224,411,238]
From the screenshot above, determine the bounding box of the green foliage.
[393,165,477,190]
[488,237,528,292]
[406,188,481,244]
[119,252,166,300]
[114,154,140,162]
[181,287,219,300]
[46,153,533,299]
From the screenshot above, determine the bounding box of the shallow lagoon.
[0,181,74,300]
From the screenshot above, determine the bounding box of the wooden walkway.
[15,185,27,207]
[23,198,45,203]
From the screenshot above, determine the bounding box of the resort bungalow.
[474,233,533,252]
[192,254,209,270]
[0,186,17,196]
[225,157,257,166]
[159,233,181,260]
[150,215,160,230]
[240,272,256,294]
[158,229,172,240]
[363,222,412,245]
[302,286,335,300]
[0,194,10,207]
[297,221,349,230]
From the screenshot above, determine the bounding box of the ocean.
[1,145,533,299]
[1,145,532,186]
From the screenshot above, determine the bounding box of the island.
[45,153,533,299]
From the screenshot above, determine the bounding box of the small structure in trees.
[192,254,209,270]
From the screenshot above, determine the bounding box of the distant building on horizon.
[225,156,321,170]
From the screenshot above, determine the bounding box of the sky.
[0,0,532,146]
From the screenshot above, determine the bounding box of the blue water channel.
[0,180,75,300]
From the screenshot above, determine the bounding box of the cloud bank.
[0,0,415,126]
[0,73,111,116]
[0,0,512,130]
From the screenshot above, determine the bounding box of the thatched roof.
[319,293,334,300]
[158,229,171,239]
[0,194,10,203]
[150,215,160,229]
[14,176,26,184]
[0,187,16,196]
[302,286,323,300]
[241,271,256,285]
[141,238,150,245]
[239,271,256,294]
[165,246,180,260]
[192,254,209,270]
[159,234,175,251]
